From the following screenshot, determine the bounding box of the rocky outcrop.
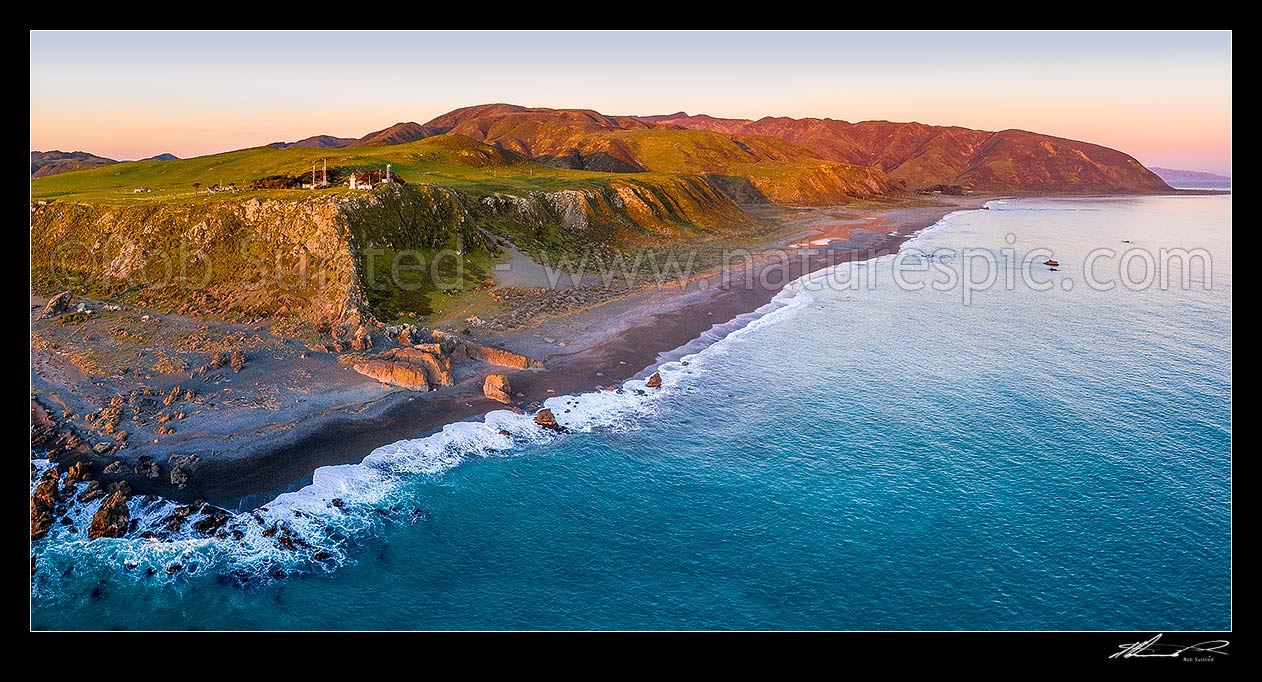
[352,347,453,390]
[353,359,429,390]
[167,454,198,489]
[483,374,511,403]
[65,460,93,484]
[192,508,231,536]
[199,352,230,375]
[534,408,566,432]
[393,348,453,387]
[198,350,246,374]
[473,344,544,370]
[350,326,373,351]
[428,332,479,364]
[41,292,72,319]
[88,490,130,539]
[646,371,662,388]
[76,480,105,503]
[31,398,57,448]
[134,459,161,478]
[31,466,60,540]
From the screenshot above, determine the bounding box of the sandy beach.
[31,195,986,510]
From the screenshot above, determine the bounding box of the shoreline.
[188,195,989,509]
[30,194,989,512]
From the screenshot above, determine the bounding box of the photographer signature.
[1110,634,1229,659]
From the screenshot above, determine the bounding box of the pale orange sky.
[30,30,1232,174]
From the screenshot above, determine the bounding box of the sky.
[30,30,1232,175]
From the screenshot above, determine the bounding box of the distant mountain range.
[31,150,179,178]
[33,103,1173,195]
[638,111,1169,193]
[269,135,358,149]
[31,150,117,178]
[266,103,1171,194]
[1148,167,1231,187]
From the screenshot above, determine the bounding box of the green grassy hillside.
[30,134,636,203]
[426,108,903,205]
[595,129,900,204]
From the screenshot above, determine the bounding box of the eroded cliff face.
[508,175,752,237]
[31,177,757,330]
[739,163,899,206]
[31,197,370,331]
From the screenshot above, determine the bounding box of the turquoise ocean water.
[31,195,1231,630]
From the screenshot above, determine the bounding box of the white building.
[347,164,397,190]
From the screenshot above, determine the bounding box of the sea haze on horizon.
[31,194,1232,630]
[28,30,1231,174]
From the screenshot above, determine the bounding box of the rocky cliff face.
[31,196,370,332]
[31,177,754,331]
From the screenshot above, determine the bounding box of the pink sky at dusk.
[30,31,1232,175]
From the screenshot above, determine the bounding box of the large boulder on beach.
[483,374,512,404]
[646,371,662,388]
[352,347,452,390]
[353,359,430,390]
[88,491,130,539]
[42,291,72,319]
[394,348,453,387]
[472,344,544,370]
[447,340,479,364]
[428,331,540,369]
